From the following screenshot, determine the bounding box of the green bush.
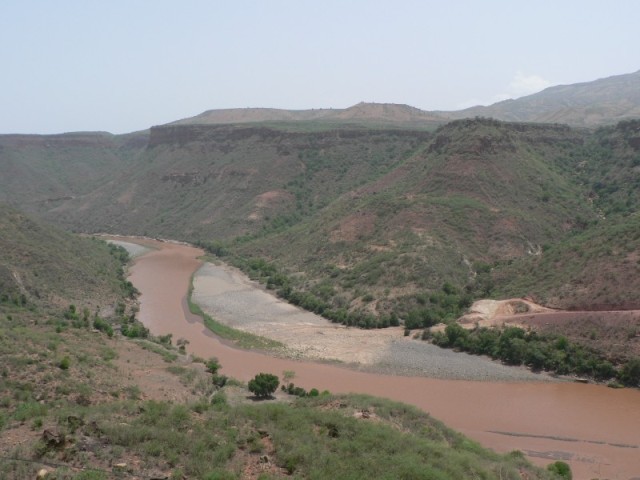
[59,356,71,370]
[206,357,221,375]
[619,357,640,387]
[248,373,279,398]
[93,317,113,337]
[547,460,572,479]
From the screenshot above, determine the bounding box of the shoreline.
[121,235,640,479]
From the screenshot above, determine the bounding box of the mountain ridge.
[168,70,640,129]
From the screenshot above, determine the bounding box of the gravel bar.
[192,261,555,383]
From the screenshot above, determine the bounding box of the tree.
[248,373,279,398]
[206,357,221,375]
[619,357,640,387]
[547,461,572,479]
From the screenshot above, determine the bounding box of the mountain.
[444,70,640,127]
[20,117,639,318]
[2,71,640,318]
[172,70,640,129]
[45,125,431,239]
[172,102,444,129]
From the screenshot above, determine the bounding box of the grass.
[2,391,559,480]
[0,208,563,480]
[186,275,285,352]
[133,339,179,363]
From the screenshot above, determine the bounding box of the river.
[125,238,640,479]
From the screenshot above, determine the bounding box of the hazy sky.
[2,1,639,134]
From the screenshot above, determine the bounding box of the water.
[125,238,640,479]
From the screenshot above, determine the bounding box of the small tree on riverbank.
[248,373,279,398]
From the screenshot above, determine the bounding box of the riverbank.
[192,261,552,382]
[122,237,640,479]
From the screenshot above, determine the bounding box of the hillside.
[445,70,640,127]
[228,119,600,322]
[0,206,557,480]
[46,125,431,239]
[0,131,146,216]
[491,120,640,309]
[0,203,129,309]
[9,117,636,319]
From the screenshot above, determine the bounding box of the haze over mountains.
[1,69,639,319]
[171,69,640,129]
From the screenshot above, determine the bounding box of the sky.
[1,0,639,134]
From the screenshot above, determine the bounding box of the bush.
[547,460,572,479]
[212,374,228,388]
[248,373,279,398]
[59,356,71,370]
[93,317,113,337]
[619,357,640,387]
[206,357,221,375]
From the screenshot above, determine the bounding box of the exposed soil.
[460,299,640,362]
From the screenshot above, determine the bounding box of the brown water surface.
[127,238,640,480]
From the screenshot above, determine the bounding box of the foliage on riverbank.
[426,324,640,387]
[1,295,565,480]
[197,249,473,330]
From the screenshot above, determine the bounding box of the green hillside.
[47,126,430,239]
[0,131,146,215]
[0,203,127,309]
[0,205,558,480]
[3,116,639,319]
[227,119,599,323]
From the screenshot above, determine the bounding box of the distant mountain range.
[444,70,640,127]
[171,70,640,129]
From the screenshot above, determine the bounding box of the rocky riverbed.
[192,262,551,382]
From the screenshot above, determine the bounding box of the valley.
[2,69,640,479]
[123,236,640,479]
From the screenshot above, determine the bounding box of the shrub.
[59,356,71,370]
[93,317,113,337]
[547,460,572,479]
[206,357,221,375]
[248,373,279,398]
[619,357,640,387]
[212,374,228,388]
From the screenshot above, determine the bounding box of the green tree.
[205,357,221,375]
[248,373,279,398]
[619,357,640,387]
[547,460,572,479]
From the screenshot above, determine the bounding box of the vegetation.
[547,461,572,479]
[247,373,280,398]
[1,286,558,478]
[427,324,640,386]
[6,117,640,319]
[187,275,284,351]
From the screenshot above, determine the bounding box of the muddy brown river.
[126,238,640,479]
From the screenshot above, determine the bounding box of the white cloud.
[456,71,552,109]
[508,71,551,97]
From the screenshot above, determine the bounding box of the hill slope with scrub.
[0,206,559,479]
[4,118,639,320]
[1,71,639,321]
